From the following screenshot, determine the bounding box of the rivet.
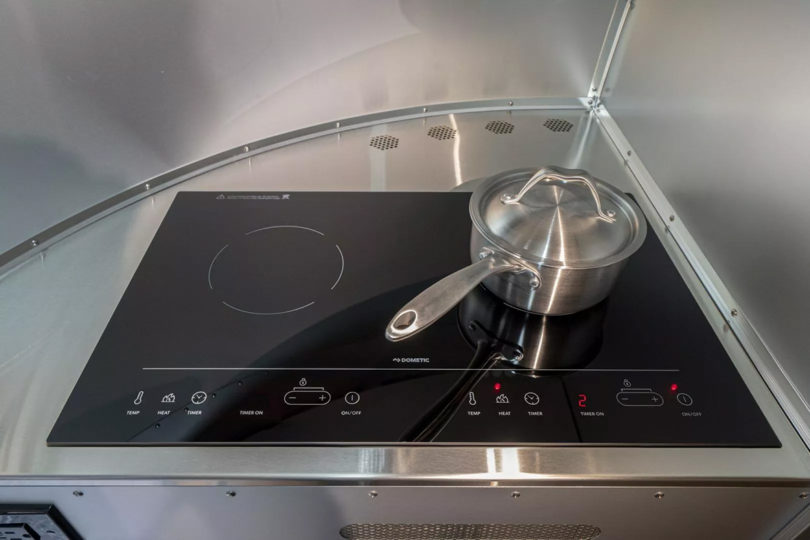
[668,215,675,222]
[368,490,378,499]
[626,150,632,156]
[144,183,150,190]
[422,107,428,113]
[30,239,39,247]
[73,490,84,497]
[226,490,236,497]
[654,491,664,500]
[335,122,341,128]
[730,309,738,317]
[800,492,808,499]
[242,145,249,153]
[511,491,521,499]
[508,101,514,106]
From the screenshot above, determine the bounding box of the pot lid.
[470,167,646,269]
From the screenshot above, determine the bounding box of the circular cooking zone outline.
[207,225,344,315]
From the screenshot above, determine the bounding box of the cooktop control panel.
[48,192,778,446]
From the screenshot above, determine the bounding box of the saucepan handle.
[500,167,617,223]
[386,253,522,342]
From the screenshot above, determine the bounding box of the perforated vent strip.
[369,135,399,150]
[339,523,601,540]
[427,125,457,140]
[543,118,574,132]
[484,120,514,134]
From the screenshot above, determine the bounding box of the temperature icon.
[468,392,477,406]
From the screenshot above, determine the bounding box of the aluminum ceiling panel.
[0,0,616,253]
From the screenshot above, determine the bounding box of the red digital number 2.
[577,394,587,408]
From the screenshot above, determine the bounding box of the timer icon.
[191,391,207,405]
[523,392,540,406]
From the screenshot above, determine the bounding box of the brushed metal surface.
[0,110,808,485]
[602,0,810,444]
[387,166,646,340]
[0,485,806,540]
[0,0,616,254]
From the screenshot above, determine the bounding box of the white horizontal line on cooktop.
[142,367,680,372]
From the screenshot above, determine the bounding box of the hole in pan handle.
[385,253,523,342]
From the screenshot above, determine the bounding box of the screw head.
[368,490,378,499]
[730,309,739,317]
[668,215,675,222]
[511,490,521,499]
[144,183,150,190]
[587,99,593,105]
[30,239,39,247]
[626,150,632,156]
[800,492,808,499]
[73,490,84,497]
[654,491,664,500]
[225,490,236,497]
[422,107,428,113]
[508,101,514,106]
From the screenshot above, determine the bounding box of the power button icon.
[676,393,693,406]
[345,392,360,405]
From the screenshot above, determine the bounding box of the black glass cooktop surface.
[48,192,779,446]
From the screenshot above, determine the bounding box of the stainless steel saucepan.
[385,166,647,342]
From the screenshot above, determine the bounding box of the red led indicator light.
[670,384,678,392]
[494,383,502,391]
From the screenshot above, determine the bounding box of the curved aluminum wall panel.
[603,1,810,421]
[0,0,615,253]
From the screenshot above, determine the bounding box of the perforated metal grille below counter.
[339,523,601,540]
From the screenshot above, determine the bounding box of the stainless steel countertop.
[1,109,808,486]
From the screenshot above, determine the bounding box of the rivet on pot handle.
[385,252,523,342]
[500,168,617,223]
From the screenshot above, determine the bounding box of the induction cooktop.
[48,192,778,446]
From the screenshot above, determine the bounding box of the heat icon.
[133,390,144,406]
[495,394,509,405]
[468,392,477,406]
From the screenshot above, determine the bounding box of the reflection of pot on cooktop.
[459,284,608,373]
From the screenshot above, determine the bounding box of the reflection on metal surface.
[0,99,587,278]
[0,109,807,483]
[602,0,810,448]
[449,114,463,186]
[1,0,618,256]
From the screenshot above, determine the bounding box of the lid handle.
[500,168,617,223]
